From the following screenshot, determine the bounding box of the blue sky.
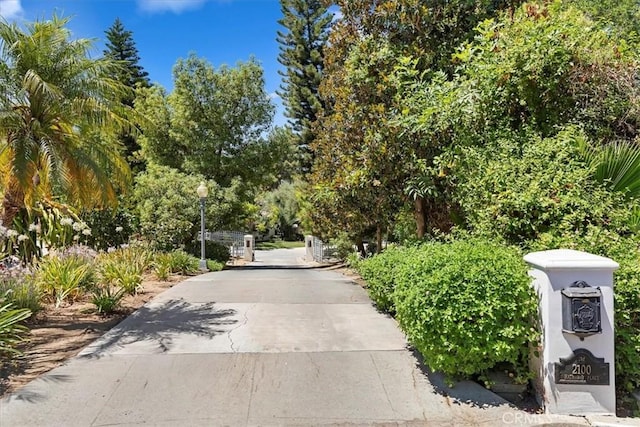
[0,0,316,127]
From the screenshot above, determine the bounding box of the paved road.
[0,248,571,426]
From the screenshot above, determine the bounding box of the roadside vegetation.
[1,0,638,416]
[303,0,640,415]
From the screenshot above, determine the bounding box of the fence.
[310,236,337,263]
[205,230,245,258]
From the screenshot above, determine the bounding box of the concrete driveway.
[1,248,548,426]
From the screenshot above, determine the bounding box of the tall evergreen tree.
[276,0,332,174]
[103,18,149,173]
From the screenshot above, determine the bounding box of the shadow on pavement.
[3,374,73,403]
[80,299,237,358]
[410,349,511,408]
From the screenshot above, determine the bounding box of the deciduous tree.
[136,55,275,188]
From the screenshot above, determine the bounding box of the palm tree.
[0,16,133,227]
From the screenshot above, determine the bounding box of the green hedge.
[357,239,538,379]
[357,245,413,314]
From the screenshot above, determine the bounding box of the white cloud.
[0,0,24,20]
[137,0,207,14]
[268,92,280,100]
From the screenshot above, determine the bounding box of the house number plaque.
[554,348,609,385]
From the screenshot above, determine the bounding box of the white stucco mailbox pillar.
[305,235,314,261]
[243,234,255,262]
[524,249,618,415]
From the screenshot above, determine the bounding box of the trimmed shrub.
[391,239,538,379]
[185,240,230,263]
[206,260,225,272]
[357,245,414,314]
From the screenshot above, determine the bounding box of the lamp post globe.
[197,181,208,271]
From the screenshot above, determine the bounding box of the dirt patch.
[0,273,189,398]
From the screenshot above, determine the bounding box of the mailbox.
[561,280,602,337]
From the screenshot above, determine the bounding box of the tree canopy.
[136,55,275,187]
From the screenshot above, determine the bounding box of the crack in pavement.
[370,353,402,419]
[226,304,254,353]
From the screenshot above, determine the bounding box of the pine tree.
[103,18,149,173]
[104,18,149,99]
[276,0,332,174]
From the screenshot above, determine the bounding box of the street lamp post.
[197,181,208,271]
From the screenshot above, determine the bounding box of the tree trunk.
[414,197,427,238]
[2,186,24,228]
[376,225,382,254]
[356,236,366,257]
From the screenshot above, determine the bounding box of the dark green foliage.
[185,240,230,263]
[277,0,332,173]
[613,258,640,401]
[80,205,137,251]
[103,18,150,173]
[454,128,633,245]
[103,18,150,92]
[91,285,126,314]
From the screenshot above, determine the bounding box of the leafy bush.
[331,232,357,261]
[133,164,245,251]
[36,255,96,307]
[390,239,538,379]
[206,260,225,272]
[357,245,413,314]
[185,240,230,263]
[91,285,126,314]
[80,205,137,251]
[0,297,31,358]
[454,129,632,245]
